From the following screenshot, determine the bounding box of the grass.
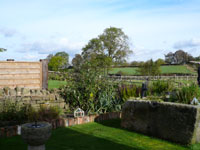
[109,65,196,76]
[0,119,199,150]
[48,80,67,89]
[109,67,139,75]
[160,65,196,75]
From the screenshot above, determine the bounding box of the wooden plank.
[0,74,40,80]
[40,59,48,89]
[0,71,40,75]
[0,80,40,85]
[0,66,40,69]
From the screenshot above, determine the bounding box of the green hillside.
[109,65,196,76]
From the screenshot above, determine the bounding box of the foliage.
[0,101,63,126]
[48,56,65,71]
[150,80,173,96]
[0,102,28,122]
[0,48,6,52]
[82,27,132,68]
[155,58,165,65]
[117,84,141,101]
[59,61,122,113]
[138,59,161,76]
[72,54,83,70]
[175,83,200,104]
[38,105,63,121]
[48,51,69,71]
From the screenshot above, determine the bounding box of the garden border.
[0,112,121,138]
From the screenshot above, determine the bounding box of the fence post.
[40,59,48,89]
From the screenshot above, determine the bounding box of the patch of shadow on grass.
[46,126,144,150]
[95,119,192,150]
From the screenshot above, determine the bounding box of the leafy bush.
[59,62,122,114]
[150,80,173,96]
[117,84,141,101]
[0,101,63,126]
[0,101,29,123]
[38,105,63,121]
[175,83,200,104]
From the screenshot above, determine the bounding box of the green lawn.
[48,80,67,89]
[160,65,196,75]
[109,65,196,76]
[0,119,199,150]
[109,67,139,75]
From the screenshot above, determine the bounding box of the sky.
[0,0,200,63]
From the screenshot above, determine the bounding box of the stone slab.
[121,100,200,145]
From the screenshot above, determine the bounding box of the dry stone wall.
[0,87,67,111]
[121,100,200,145]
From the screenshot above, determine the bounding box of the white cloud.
[0,27,17,37]
[17,37,85,61]
[173,38,200,49]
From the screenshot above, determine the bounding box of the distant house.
[165,50,193,65]
[165,52,177,64]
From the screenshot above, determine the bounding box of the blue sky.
[0,0,200,62]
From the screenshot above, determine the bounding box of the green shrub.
[38,105,63,121]
[118,84,141,101]
[0,101,29,123]
[175,83,200,104]
[150,80,173,96]
[59,62,122,114]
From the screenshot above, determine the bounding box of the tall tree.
[54,51,69,69]
[138,59,161,76]
[72,54,83,70]
[48,56,65,71]
[47,51,69,71]
[82,27,133,67]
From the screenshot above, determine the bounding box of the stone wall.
[0,87,67,111]
[121,100,200,145]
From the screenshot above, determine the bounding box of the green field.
[109,65,196,76]
[0,119,199,150]
[48,80,67,89]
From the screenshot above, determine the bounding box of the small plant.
[150,80,173,96]
[175,83,200,104]
[118,84,141,101]
[38,105,63,121]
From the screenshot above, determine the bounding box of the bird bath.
[21,122,52,150]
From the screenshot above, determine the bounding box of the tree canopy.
[47,51,69,71]
[0,48,6,52]
[82,27,133,66]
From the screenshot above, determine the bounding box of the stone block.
[49,94,55,101]
[15,87,21,96]
[121,100,200,145]
[3,87,10,96]
[22,96,31,101]
[9,89,16,96]
[0,89,4,97]
[22,89,31,96]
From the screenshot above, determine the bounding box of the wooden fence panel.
[0,60,48,89]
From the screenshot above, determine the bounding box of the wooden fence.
[108,75,198,81]
[0,60,48,89]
